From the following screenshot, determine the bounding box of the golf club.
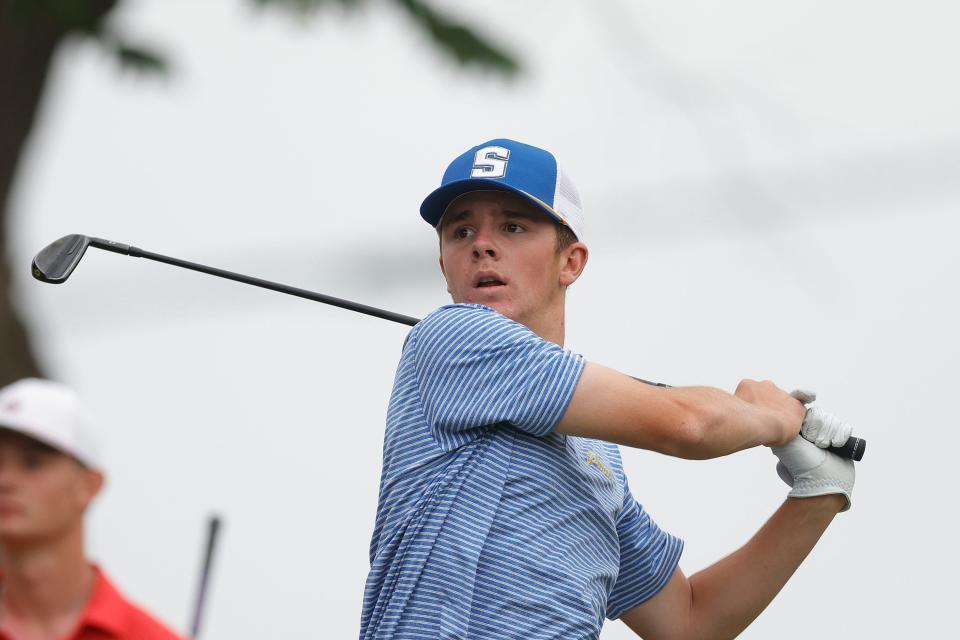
[31,233,866,461]
[31,234,421,326]
[189,514,222,639]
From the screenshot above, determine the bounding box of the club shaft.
[189,515,221,639]
[83,237,865,461]
[99,241,421,327]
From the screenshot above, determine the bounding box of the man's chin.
[0,527,40,548]
[476,301,519,321]
[457,294,512,317]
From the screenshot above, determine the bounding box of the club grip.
[825,436,866,461]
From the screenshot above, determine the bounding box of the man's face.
[0,429,102,548]
[438,191,585,328]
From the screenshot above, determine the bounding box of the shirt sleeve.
[411,304,584,449]
[606,475,684,620]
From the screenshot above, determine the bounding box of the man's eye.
[453,227,473,239]
[23,453,48,471]
[504,223,524,233]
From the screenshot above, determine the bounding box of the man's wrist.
[785,494,846,516]
[762,408,798,447]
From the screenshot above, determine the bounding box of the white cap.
[0,378,101,470]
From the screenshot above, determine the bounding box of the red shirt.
[0,567,184,640]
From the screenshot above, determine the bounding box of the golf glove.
[772,434,854,512]
[790,389,854,448]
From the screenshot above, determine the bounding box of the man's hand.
[790,389,854,449]
[772,434,855,512]
[802,406,854,448]
[734,379,806,446]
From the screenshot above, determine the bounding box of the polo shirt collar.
[71,566,128,638]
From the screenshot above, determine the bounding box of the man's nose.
[472,247,496,259]
[471,228,497,259]
[0,462,18,490]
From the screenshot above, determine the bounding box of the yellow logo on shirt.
[585,451,613,480]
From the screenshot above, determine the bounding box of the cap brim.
[0,418,98,469]
[420,179,570,230]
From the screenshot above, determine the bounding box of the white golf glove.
[790,389,853,449]
[772,435,855,512]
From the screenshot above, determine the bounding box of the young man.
[360,139,856,639]
[0,378,183,640]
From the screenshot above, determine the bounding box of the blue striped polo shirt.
[360,304,683,639]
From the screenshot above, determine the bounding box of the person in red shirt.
[0,378,183,640]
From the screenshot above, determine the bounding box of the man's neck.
[0,528,95,639]
[518,297,567,347]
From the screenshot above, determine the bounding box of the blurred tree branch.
[1,0,119,385]
[0,0,518,386]
[252,0,519,75]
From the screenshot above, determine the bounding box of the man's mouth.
[474,274,507,288]
[0,501,24,515]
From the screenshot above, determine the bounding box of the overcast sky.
[10,0,960,637]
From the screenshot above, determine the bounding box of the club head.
[32,234,92,284]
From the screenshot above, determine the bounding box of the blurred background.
[3,0,958,637]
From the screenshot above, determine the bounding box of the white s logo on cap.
[471,146,510,178]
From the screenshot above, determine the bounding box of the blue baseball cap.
[420,138,585,240]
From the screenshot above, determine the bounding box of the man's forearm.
[686,495,844,639]
[666,385,795,459]
[557,364,801,458]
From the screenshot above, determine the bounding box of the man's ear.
[76,468,104,511]
[559,242,589,287]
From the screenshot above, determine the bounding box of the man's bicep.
[555,362,700,453]
[620,567,693,640]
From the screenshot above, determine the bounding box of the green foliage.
[250,0,361,13]
[109,39,168,75]
[1,1,166,75]
[252,0,520,77]
[1,0,116,32]
[394,0,518,76]
[2,0,518,77]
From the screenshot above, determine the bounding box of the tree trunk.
[0,0,117,386]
